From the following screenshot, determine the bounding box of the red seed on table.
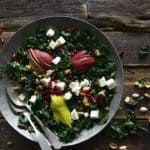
[118,50,124,57]
[0,38,5,46]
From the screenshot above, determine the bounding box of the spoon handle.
[23,112,53,150]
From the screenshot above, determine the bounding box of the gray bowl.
[0,16,124,147]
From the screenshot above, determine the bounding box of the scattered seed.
[64,69,71,74]
[144,93,150,99]
[95,49,101,56]
[132,93,140,98]
[7,141,13,146]
[119,145,128,150]
[26,65,31,70]
[20,76,27,81]
[109,142,118,149]
[139,106,148,113]
[105,106,109,111]
[28,126,34,133]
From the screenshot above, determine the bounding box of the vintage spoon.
[8,101,52,150]
[7,81,63,150]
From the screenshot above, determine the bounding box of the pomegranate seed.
[0,28,3,34]
[0,38,5,46]
[11,54,19,61]
[118,50,124,57]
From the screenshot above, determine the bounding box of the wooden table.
[0,0,150,150]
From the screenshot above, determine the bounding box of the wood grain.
[87,0,150,32]
[1,31,150,65]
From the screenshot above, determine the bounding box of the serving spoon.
[7,81,63,150]
[8,101,52,150]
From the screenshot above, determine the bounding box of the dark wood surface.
[0,0,150,150]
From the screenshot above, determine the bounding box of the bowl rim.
[0,16,124,147]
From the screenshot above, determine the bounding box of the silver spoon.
[9,101,52,150]
[7,81,63,150]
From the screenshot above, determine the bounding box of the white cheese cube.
[84,112,89,118]
[90,110,99,119]
[40,77,51,86]
[56,36,66,45]
[98,76,106,87]
[52,56,61,65]
[80,79,90,87]
[29,95,37,103]
[18,93,25,101]
[64,91,72,100]
[46,28,55,37]
[71,109,79,120]
[69,81,81,96]
[106,78,116,90]
[49,40,57,49]
[56,81,66,91]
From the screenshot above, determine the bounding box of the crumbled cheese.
[64,91,72,100]
[49,40,57,49]
[18,93,25,101]
[124,96,131,103]
[46,28,55,37]
[69,81,81,96]
[90,110,99,119]
[52,56,61,65]
[40,77,51,86]
[106,78,116,90]
[84,112,89,118]
[71,109,79,120]
[80,79,90,87]
[29,95,37,103]
[46,69,54,76]
[56,81,66,91]
[98,76,107,87]
[56,36,66,45]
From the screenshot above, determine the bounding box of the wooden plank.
[1,31,150,64]
[0,0,86,31]
[0,119,149,150]
[87,0,150,32]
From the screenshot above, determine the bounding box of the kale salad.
[7,27,116,142]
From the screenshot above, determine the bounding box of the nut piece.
[139,106,148,113]
[109,142,118,149]
[119,145,128,150]
[132,93,140,98]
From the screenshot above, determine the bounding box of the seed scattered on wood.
[139,106,148,113]
[119,145,128,150]
[132,93,140,98]
[109,142,118,149]
[7,141,13,146]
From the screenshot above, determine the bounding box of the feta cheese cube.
[46,28,55,37]
[71,109,79,120]
[56,81,66,91]
[29,95,37,103]
[98,76,106,87]
[69,81,81,96]
[56,36,66,45]
[40,77,51,86]
[18,93,25,101]
[49,40,57,49]
[90,110,99,119]
[52,56,61,65]
[106,78,116,90]
[64,91,72,100]
[84,112,89,118]
[80,79,90,87]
